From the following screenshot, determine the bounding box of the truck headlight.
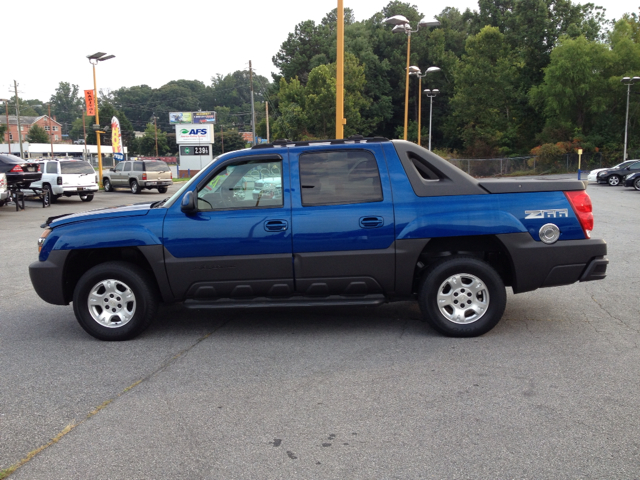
[38,228,52,252]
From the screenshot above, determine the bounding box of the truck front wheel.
[419,256,506,337]
[72,261,158,341]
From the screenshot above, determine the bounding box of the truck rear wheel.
[419,256,506,337]
[130,179,140,194]
[73,261,158,341]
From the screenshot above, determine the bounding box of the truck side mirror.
[181,191,197,214]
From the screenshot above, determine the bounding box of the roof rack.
[251,135,389,149]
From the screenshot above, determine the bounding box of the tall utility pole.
[153,116,159,157]
[1,99,11,154]
[265,101,270,143]
[249,60,256,146]
[336,0,345,139]
[14,81,24,158]
[220,125,225,154]
[82,112,87,161]
[47,103,54,158]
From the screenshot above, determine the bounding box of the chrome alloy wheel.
[436,273,490,324]
[87,279,137,328]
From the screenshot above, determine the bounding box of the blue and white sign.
[113,153,125,162]
[176,124,213,144]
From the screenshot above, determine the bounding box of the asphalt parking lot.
[0,178,638,479]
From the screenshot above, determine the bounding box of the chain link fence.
[446,152,606,177]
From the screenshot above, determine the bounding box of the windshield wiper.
[151,198,169,208]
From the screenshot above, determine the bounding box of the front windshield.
[163,156,221,208]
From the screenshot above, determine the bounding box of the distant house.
[1,115,63,143]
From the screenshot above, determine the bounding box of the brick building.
[1,115,63,143]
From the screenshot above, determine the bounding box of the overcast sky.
[2,0,637,104]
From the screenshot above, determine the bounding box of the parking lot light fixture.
[383,15,440,141]
[87,52,115,185]
[424,88,440,151]
[621,76,640,161]
[409,67,441,146]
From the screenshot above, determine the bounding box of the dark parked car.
[597,160,640,186]
[0,154,42,189]
[623,171,640,191]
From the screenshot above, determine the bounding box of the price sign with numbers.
[180,145,210,156]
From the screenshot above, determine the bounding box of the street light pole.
[424,89,440,150]
[384,15,440,141]
[336,0,345,139]
[409,66,440,146]
[621,76,640,161]
[87,52,115,185]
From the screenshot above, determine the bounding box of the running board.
[183,294,386,310]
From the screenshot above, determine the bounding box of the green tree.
[529,35,611,133]
[211,129,247,156]
[0,124,7,142]
[134,122,170,156]
[26,124,50,143]
[84,103,135,148]
[450,26,523,156]
[50,82,83,134]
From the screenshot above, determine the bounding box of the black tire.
[634,177,640,191]
[44,184,58,204]
[158,186,168,194]
[80,193,94,202]
[607,175,621,186]
[130,179,140,194]
[72,261,159,341]
[103,178,113,192]
[419,256,506,337]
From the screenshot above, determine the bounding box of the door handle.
[359,216,384,228]
[264,220,288,232]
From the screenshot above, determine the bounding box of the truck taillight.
[565,190,594,238]
[142,173,147,180]
[10,165,23,173]
[57,176,62,185]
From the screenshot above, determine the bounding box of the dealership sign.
[176,124,213,143]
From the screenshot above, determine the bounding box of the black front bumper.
[497,233,608,294]
[29,250,70,305]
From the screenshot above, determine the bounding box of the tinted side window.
[123,162,132,172]
[134,162,144,171]
[46,162,58,174]
[115,163,124,172]
[197,160,283,210]
[299,150,382,206]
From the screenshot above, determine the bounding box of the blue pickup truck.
[30,137,608,341]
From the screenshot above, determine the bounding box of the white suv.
[31,159,99,203]
[0,173,9,207]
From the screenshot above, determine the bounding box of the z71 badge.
[525,209,568,219]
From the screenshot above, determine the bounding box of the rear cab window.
[299,150,383,206]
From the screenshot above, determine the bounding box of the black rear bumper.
[497,233,607,294]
